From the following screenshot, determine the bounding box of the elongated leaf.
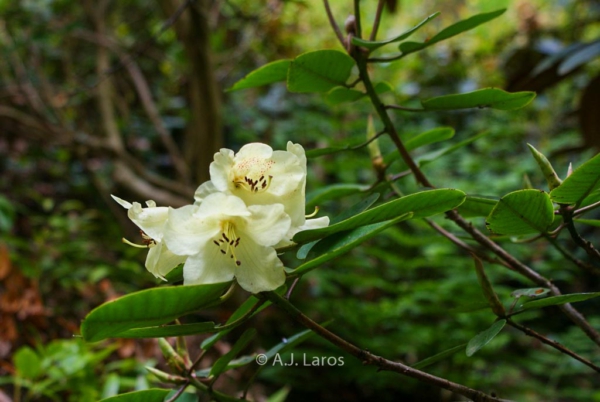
[422,88,535,111]
[114,322,216,339]
[511,288,550,299]
[412,344,466,370]
[228,60,290,91]
[201,296,271,350]
[297,193,380,260]
[558,40,600,75]
[406,127,455,151]
[550,153,600,206]
[98,389,170,402]
[399,9,506,56]
[575,219,600,228]
[472,255,505,317]
[521,292,600,311]
[306,183,369,208]
[81,282,230,342]
[457,196,497,218]
[466,319,506,357]
[287,50,355,93]
[210,328,256,377]
[417,132,489,166]
[352,13,440,51]
[527,144,562,190]
[164,391,198,402]
[295,189,465,243]
[485,189,554,235]
[292,214,412,276]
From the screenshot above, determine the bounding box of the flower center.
[212,221,242,266]
[122,230,156,249]
[232,157,275,193]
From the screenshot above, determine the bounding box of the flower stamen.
[306,206,320,218]
[213,221,242,266]
[234,175,273,193]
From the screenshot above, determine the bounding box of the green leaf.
[295,189,465,243]
[81,282,231,342]
[527,144,562,190]
[291,214,412,276]
[98,389,170,402]
[521,292,600,311]
[472,255,505,317]
[421,88,535,111]
[457,196,497,218]
[399,9,506,56]
[201,296,270,350]
[352,13,440,51]
[325,87,365,105]
[416,131,489,166]
[287,50,355,93]
[14,346,42,379]
[306,183,369,208]
[297,193,380,260]
[114,322,216,338]
[228,60,291,91]
[163,391,198,402]
[511,288,550,299]
[210,328,256,377]
[485,189,554,235]
[575,219,600,227]
[550,153,600,206]
[405,127,455,151]
[267,386,291,402]
[412,344,466,370]
[466,319,506,357]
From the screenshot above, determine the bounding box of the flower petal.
[128,202,169,241]
[183,247,235,286]
[242,204,291,247]
[276,216,330,248]
[236,143,274,160]
[209,148,235,191]
[111,195,132,209]
[194,181,218,205]
[164,205,218,255]
[145,242,187,280]
[234,238,285,293]
[196,193,251,218]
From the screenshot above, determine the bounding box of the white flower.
[111,195,186,280]
[194,142,329,246]
[163,192,291,293]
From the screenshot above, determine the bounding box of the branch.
[369,0,385,41]
[561,206,600,262]
[262,291,509,402]
[323,0,346,49]
[506,318,600,373]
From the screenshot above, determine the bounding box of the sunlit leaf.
[486,190,554,235]
[295,189,466,243]
[228,59,290,91]
[520,292,600,311]
[81,282,230,342]
[287,50,355,93]
[466,319,506,357]
[550,153,600,206]
[421,88,535,111]
[292,214,412,275]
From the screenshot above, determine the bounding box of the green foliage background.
[1,0,599,401]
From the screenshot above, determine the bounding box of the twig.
[369,0,386,41]
[506,319,600,373]
[261,291,509,402]
[165,382,190,402]
[544,234,600,275]
[561,206,600,262]
[574,200,600,216]
[353,0,362,39]
[323,0,346,49]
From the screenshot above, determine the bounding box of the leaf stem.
[369,0,385,41]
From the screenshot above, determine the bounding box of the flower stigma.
[213,221,242,266]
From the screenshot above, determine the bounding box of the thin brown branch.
[561,206,600,262]
[323,0,346,49]
[574,200,600,216]
[507,319,600,373]
[74,30,191,184]
[369,0,385,41]
[262,291,509,402]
